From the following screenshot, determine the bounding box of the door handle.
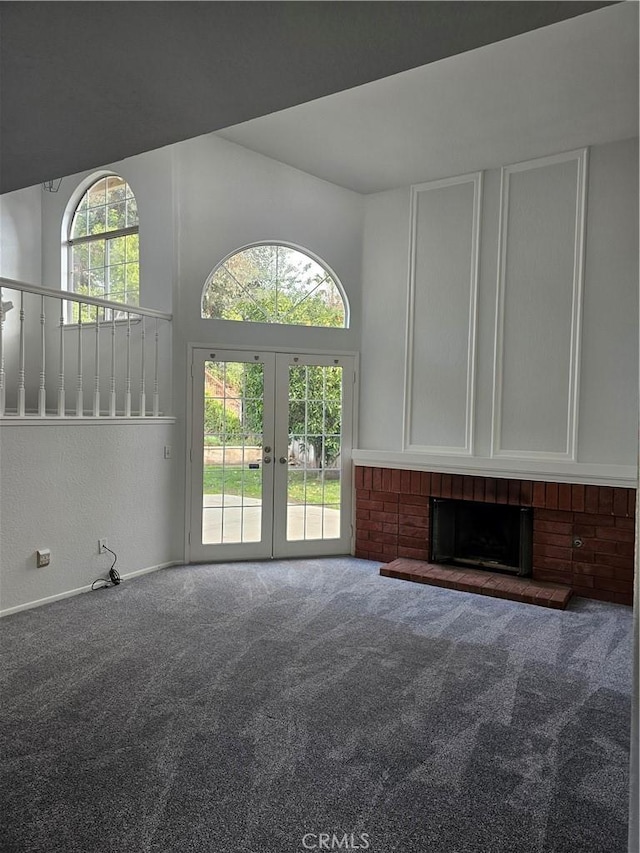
[279,456,288,464]
[264,446,271,453]
[264,456,272,464]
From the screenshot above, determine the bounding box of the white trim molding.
[352,449,636,488]
[491,148,588,462]
[0,416,176,426]
[404,171,482,456]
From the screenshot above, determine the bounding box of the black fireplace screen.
[431,498,533,576]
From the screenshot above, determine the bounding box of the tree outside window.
[201,243,347,328]
[68,175,139,322]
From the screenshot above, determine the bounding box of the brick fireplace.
[354,467,636,606]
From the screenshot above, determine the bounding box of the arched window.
[67,175,139,320]
[201,243,348,327]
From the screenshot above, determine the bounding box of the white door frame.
[184,342,359,563]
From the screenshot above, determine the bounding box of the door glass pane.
[287,364,342,541]
[202,360,264,544]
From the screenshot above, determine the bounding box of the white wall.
[0,186,43,411]
[173,133,363,349]
[360,187,411,452]
[358,137,639,483]
[1,151,179,613]
[170,134,364,558]
[0,422,176,614]
[496,152,585,458]
[407,174,481,454]
[579,139,639,465]
[0,185,42,283]
[1,132,365,609]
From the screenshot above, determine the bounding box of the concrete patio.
[202,494,340,543]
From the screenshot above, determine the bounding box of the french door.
[189,348,355,561]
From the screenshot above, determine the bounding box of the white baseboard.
[0,561,182,618]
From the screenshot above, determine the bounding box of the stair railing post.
[58,300,65,416]
[93,305,100,417]
[17,290,25,417]
[76,307,83,417]
[139,315,146,417]
[38,294,46,416]
[153,317,160,417]
[0,287,5,417]
[125,312,132,417]
[109,312,116,417]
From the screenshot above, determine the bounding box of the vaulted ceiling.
[0,1,617,194]
[219,2,638,193]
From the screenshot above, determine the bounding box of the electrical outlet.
[99,538,107,553]
[36,549,51,568]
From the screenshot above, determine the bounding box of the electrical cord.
[92,545,121,590]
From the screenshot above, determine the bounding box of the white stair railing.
[0,277,172,418]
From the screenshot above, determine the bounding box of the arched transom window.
[202,243,347,327]
[68,175,139,319]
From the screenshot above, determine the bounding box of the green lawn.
[203,466,340,505]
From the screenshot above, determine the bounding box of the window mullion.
[69,225,138,246]
[201,244,346,327]
[104,236,111,320]
[67,176,139,316]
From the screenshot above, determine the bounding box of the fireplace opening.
[431,498,533,576]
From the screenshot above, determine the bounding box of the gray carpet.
[0,557,633,853]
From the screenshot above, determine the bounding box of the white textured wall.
[0,165,180,615]
[0,422,176,613]
[0,186,43,411]
[0,186,42,283]
[359,137,639,479]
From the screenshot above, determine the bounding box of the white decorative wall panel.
[492,149,587,460]
[405,173,481,454]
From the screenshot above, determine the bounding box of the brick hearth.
[381,558,573,609]
[354,467,636,606]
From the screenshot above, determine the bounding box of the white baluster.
[17,291,25,416]
[125,313,132,417]
[76,308,83,416]
[38,295,46,416]
[109,313,116,417]
[153,318,160,417]
[93,306,100,417]
[58,301,65,416]
[139,315,146,417]
[0,288,5,417]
